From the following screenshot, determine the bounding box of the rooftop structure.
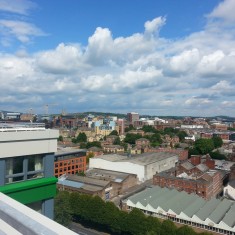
[122,186,235,235]
[89,152,178,181]
[0,192,78,235]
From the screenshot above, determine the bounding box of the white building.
[89,152,178,182]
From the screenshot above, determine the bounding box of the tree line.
[55,191,211,235]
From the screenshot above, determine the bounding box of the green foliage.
[77,132,87,142]
[109,130,118,136]
[113,136,121,145]
[160,220,177,235]
[212,136,223,148]
[86,152,94,163]
[55,191,210,235]
[54,191,72,227]
[194,138,214,154]
[188,147,200,157]
[58,135,63,142]
[142,125,157,133]
[125,124,135,132]
[176,225,196,235]
[124,133,142,144]
[210,151,226,160]
[177,131,188,141]
[86,141,101,149]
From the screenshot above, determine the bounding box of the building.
[89,152,178,182]
[153,168,222,200]
[122,186,235,235]
[0,192,78,235]
[0,123,59,219]
[57,169,137,201]
[54,148,87,178]
[127,112,139,125]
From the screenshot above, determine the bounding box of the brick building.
[153,160,222,200]
[54,149,87,177]
[57,169,137,200]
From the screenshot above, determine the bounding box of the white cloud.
[1,2,235,116]
[0,20,45,43]
[36,43,83,74]
[0,0,36,15]
[208,0,235,22]
[144,17,166,35]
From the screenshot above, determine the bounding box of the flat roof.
[0,192,78,235]
[95,152,178,166]
[86,168,135,182]
[55,147,87,156]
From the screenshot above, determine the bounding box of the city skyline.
[0,0,235,117]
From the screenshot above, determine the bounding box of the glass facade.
[5,154,44,184]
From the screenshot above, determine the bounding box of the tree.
[54,191,72,227]
[86,141,102,149]
[194,138,214,154]
[125,124,135,132]
[142,125,157,133]
[113,136,121,145]
[160,220,177,235]
[177,131,188,142]
[212,136,223,148]
[86,152,94,163]
[176,225,196,235]
[76,132,87,142]
[210,151,226,160]
[109,130,118,136]
[124,133,142,145]
[58,135,63,142]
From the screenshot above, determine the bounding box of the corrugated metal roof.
[221,204,235,227]
[182,198,207,217]
[125,186,235,229]
[195,198,220,220]
[208,199,233,224]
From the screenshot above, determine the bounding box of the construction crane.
[44,103,58,115]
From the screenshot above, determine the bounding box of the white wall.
[0,129,59,158]
[89,158,145,181]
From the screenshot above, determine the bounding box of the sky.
[0,0,235,117]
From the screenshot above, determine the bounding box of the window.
[5,154,44,184]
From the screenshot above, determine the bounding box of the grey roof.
[95,152,178,166]
[195,198,220,220]
[181,161,194,170]
[182,197,207,217]
[221,204,235,227]
[86,168,134,182]
[196,164,209,172]
[208,199,233,224]
[125,186,235,228]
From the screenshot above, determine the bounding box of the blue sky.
[0,0,235,117]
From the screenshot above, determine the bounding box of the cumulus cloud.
[144,17,166,35]
[36,43,83,74]
[1,2,235,116]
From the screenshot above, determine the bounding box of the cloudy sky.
[0,0,235,117]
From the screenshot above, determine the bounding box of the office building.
[0,123,59,219]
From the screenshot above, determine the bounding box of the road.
[69,222,110,235]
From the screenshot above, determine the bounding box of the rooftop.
[0,122,45,132]
[0,192,78,235]
[96,152,178,166]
